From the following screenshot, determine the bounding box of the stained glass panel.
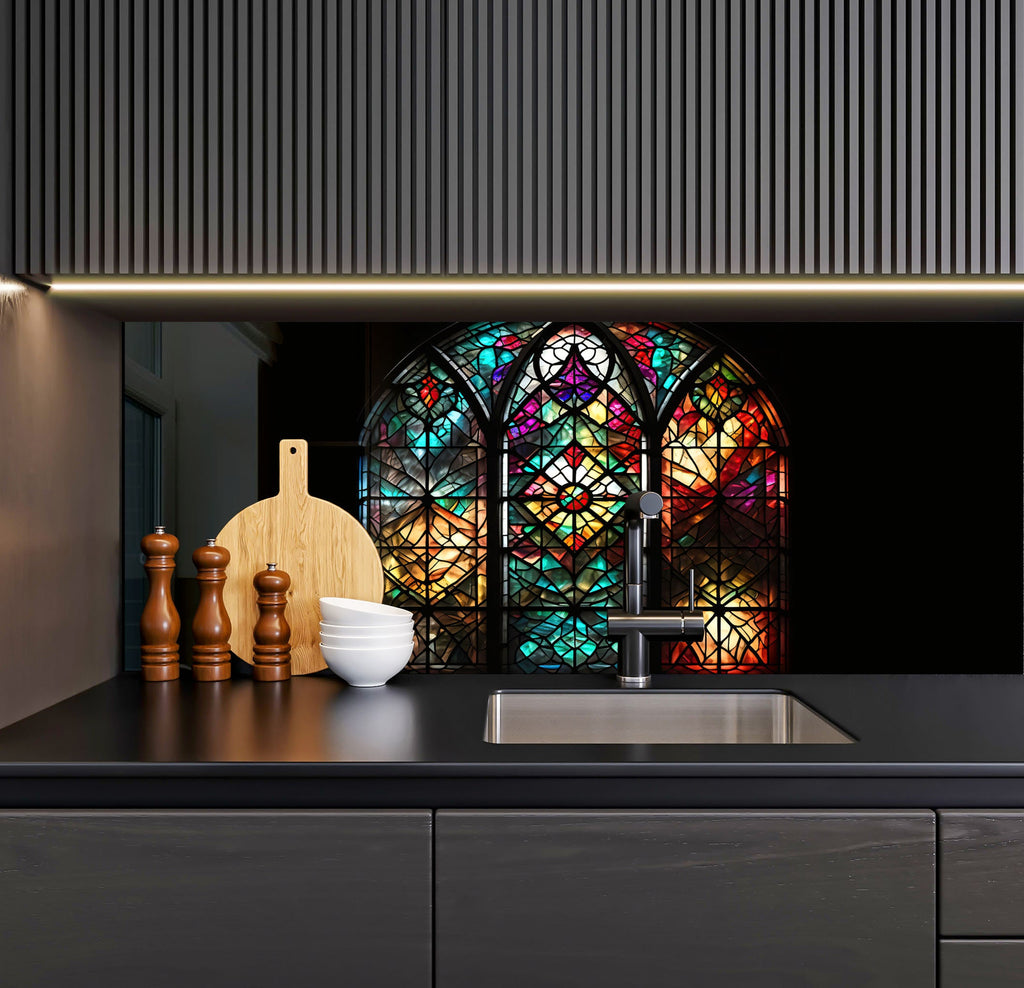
[661,356,788,673]
[443,320,546,409]
[608,321,709,414]
[507,610,617,673]
[363,320,788,675]
[362,358,487,669]
[663,609,785,674]
[502,326,646,670]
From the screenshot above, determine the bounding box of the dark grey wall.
[0,286,121,728]
[12,0,1024,277]
[1,0,13,275]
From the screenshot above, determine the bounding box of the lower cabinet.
[435,810,936,988]
[941,941,1024,988]
[939,811,1024,987]
[0,810,432,988]
[939,811,1024,935]
[0,807,951,985]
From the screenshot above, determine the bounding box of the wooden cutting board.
[215,439,385,675]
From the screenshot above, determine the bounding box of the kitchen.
[1,1,1023,985]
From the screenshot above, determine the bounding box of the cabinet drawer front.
[0,810,432,988]
[437,810,935,988]
[941,940,1024,987]
[940,811,1024,936]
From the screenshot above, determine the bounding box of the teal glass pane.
[364,358,486,499]
[507,610,616,672]
[443,320,546,409]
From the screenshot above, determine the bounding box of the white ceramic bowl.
[319,641,412,688]
[320,630,414,649]
[319,622,415,634]
[319,596,414,627]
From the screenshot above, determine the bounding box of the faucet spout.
[623,491,663,616]
[610,490,705,687]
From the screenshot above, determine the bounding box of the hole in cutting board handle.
[290,446,297,454]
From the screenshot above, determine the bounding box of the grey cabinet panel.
[940,811,1024,936]
[10,0,1024,276]
[941,941,1024,987]
[0,810,431,988]
[436,810,935,988]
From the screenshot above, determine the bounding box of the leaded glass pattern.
[363,358,487,670]
[661,357,788,672]
[502,325,645,671]
[361,322,788,673]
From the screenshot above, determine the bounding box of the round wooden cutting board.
[215,439,385,675]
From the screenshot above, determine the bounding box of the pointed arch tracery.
[360,320,788,674]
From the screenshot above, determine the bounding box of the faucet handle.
[683,568,704,642]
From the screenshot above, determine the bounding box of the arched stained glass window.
[361,321,788,674]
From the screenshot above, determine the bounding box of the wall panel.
[12,0,1024,275]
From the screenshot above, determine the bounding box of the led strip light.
[45,277,1024,295]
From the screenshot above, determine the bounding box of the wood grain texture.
[437,810,936,988]
[941,940,1024,988]
[190,541,232,680]
[0,810,432,987]
[139,528,181,682]
[216,439,383,675]
[940,811,1024,936]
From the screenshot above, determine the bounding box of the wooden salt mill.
[191,539,232,681]
[140,526,181,682]
[252,563,291,681]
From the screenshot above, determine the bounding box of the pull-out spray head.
[625,490,663,521]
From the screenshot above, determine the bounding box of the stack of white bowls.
[319,597,415,687]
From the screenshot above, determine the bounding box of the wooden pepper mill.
[140,526,181,682]
[252,563,291,681]
[191,539,232,681]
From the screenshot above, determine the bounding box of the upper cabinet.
[7,0,1024,278]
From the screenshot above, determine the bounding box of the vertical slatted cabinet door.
[436,810,936,988]
[0,811,432,988]
[11,0,1024,277]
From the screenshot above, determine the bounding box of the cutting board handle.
[279,439,309,498]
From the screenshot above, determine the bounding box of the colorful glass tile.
[607,321,710,414]
[443,320,546,409]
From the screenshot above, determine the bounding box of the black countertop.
[1,673,1023,808]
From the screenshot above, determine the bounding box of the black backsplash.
[259,321,1024,675]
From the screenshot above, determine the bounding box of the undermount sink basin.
[484,690,854,744]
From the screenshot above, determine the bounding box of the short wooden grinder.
[252,563,292,681]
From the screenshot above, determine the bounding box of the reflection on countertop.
[140,677,421,762]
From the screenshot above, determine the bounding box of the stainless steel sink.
[484,690,854,744]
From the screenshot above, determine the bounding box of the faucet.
[608,491,705,688]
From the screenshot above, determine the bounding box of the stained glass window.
[361,322,788,673]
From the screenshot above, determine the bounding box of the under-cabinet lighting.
[0,278,26,295]
[44,276,1024,296]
